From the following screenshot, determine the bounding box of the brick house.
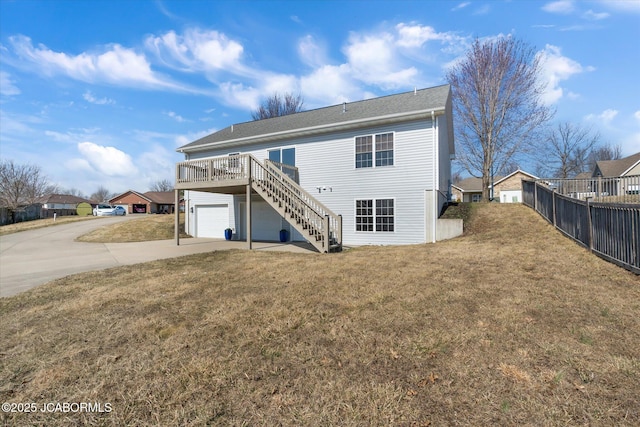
[452,170,537,203]
[109,190,175,214]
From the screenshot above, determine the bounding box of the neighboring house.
[452,170,538,203]
[593,152,640,196]
[593,152,640,178]
[40,194,93,210]
[174,85,459,252]
[110,190,176,214]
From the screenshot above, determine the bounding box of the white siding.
[183,117,447,246]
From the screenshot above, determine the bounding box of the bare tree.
[0,159,57,221]
[90,186,112,203]
[586,143,623,173]
[150,179,173,192]
[537,122,600,178]
[446,36,552,200]
[251,92,304,120]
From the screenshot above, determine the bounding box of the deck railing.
[176,155,250,185]
[536,175,640,204]
[175,153,341,252]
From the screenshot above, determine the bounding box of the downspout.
[432,110,438,243]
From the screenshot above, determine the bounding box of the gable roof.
[41,194,92,205]
[110,190,151,204]
[178,85,451,153]
[109,190,175,205]
[493,169,538,186]
[144,191,175,204]
[452,170,537,192]
[452,177,489,192]
[594,152,640,177]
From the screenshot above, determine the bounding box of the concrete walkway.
[0,216,314,298]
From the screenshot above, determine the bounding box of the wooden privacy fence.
[522,180,639,274]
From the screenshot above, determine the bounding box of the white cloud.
[0,71,20,96]
[297,35,327,68]
[165,111,188,122]
[473,4,491,15]
[343,32,417,88]
[542,0,575,14]
[145,29,245,74]
[9,35,182,91]
[585,109,619,124]
[583,9,610,20]
[83,91,115,105]
[451,2,470,11]
[396,24,444,48]
[76,142,137,177]
[536,44,592,105]
[634,111,640,122]
[300,64,360,105]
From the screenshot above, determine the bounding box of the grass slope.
[1,204,638,426]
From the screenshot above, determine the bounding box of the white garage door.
[239,201,282,241]
[195,204,229,238]
[500,190,522,203]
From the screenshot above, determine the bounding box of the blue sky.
[1,0,639,196]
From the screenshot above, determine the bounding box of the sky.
[1,0,639,197]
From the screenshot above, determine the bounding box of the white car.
[93,204,116,216]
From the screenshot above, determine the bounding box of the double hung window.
[355,132,394,168]
[355,199,394,232]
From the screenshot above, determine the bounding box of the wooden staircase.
[249,156,342,253]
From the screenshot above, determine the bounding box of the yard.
[1,203,638,426]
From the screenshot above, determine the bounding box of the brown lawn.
[1,203,638,426]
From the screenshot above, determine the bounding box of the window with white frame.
[355,199,394,232]
[355,132,394,168]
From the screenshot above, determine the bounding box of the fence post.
[586,197,593,253]
[552,189,557,227]
[534,181,538,212]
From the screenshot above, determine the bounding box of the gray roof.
[178,84,451,153]
[594,152,640,177]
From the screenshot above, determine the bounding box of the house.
[592,152,640,197]
[451,170,538,203]
[40,193,93,210]
[109,190,176,214]
[174,85,459,252]
[593,152,640,178]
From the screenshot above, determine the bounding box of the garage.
[195,204,229,238]
[239,201,283,241]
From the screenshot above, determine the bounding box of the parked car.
[113,206,127,216]
[93,204,116,216]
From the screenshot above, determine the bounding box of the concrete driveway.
[0,216,313,298]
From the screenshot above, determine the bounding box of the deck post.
[324,215,330,253]
[246,160,252,250]
[174,189,180,246]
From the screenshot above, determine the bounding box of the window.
[375,199,394,231]
[472,194,482,203]
[355,136,373,168]
[268,147,295,166]
[355,133,393,168]
[375,133,394,166]
[356,199,394,232]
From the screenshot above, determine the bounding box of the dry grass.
[0,215,97,236]
[76,213,188,243]
[1,204,638,426]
